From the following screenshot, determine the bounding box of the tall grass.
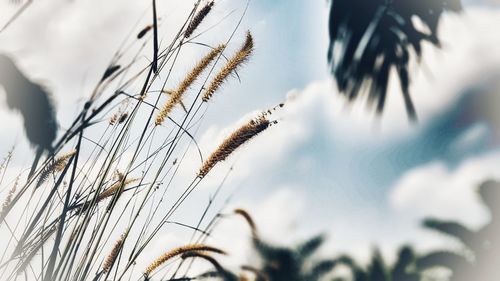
[0,1,278,280]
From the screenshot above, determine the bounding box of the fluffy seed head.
[102,234,125,273]
[143,244,225,277]
[37,150,77,187]
[97,177,139,201]
[155,44,225,126]
[184,1,214,39]
[0,177,18,221]
[198,115,269,178]
[202,31,254,102]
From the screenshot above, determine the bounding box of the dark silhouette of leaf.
[305,259,337,281]
[391,246,419,281]
[336,255,368,281]
[391,246,413,276]
[418,180,500,281]
[296,235,325,261]
[327,0,462,121]
[252,235,333,281]
[422,218,477,249]
[367,249,387,281]
[416,251,469,272]
[0,54,58,151]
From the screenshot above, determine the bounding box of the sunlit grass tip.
[184,1,215,39]
[36,149,77,187]
[198,114,269,178]
[202,31,254,102]
[155,44,225,126]
[102,233,125,273]
[143,244,225,277]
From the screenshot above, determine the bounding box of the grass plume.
[198,115,270,178]
[102,234,125,273]
[0,177,18,221]
[97,176,139,201]
[143,244,226,277]
[184,1,214,39]
[202,31,254,102]
[36,150,76,188]
[155,44,225,126]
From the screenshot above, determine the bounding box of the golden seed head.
[36,150,77,187]
[198,115,269,178]
[155,44,225,126]
[102,234,125,273]
[184,1,214,39]
[143,244,225,276]
[202,31,254,102]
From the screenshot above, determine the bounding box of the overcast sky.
[1,0,500,271]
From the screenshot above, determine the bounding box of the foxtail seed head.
[202,31,254,102]
[198,115,269,178]
[143,244,225,277]
[155,44,225,126]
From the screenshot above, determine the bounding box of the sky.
[1,0,500,274]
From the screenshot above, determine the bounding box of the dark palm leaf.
[0,54,58,150]
[367,249,387,281]
[391,246,416,280]
[422,218,477,249]
[328,0,462,121]
[252,238,301,281]
[415,251,469,272]
[336,255,368,281]
[296,235,325,261]
[305,259,338,281]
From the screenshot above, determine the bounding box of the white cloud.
[390,151,500,228]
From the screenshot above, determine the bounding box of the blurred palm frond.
[328,0,462,121]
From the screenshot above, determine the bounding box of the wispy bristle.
[0,147,13,176]
[143,244,225,277]
[202,31,254,102]
[0,177,18,221]
[198,115,269,178]
[155,44,225,125]
[36,150,77,187]
[184,1,214,39]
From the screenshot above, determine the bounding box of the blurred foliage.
[327,0,462,121]
[417,180,500,281]
[206,180,500,281]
